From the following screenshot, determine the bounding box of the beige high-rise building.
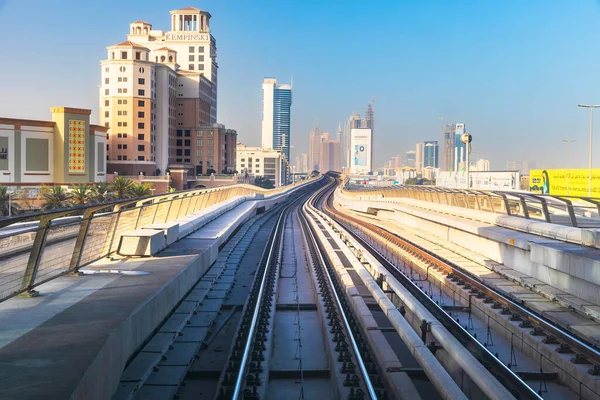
[309,126,322,171]
[100,7,218,176]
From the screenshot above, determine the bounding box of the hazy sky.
[2,0,600,170]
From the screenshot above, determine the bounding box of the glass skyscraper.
[261,78,292,161]
[423,141,439,168]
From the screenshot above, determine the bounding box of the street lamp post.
[578,104,600,197]
[562,139,576,195]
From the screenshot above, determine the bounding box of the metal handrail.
[0,174,321,302]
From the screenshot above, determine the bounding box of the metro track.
[318,174,600,399]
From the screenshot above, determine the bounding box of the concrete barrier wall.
[335,189,600,307]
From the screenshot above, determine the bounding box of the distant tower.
[336,122,342,141]
[261,78,292,161]
[365,102,374,168]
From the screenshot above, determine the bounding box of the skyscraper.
[342,113,362,171]
[261,78,292,161]
[309,125,321,171]
[424,141,439,168]
[406,150,416,168]
[99,7,219,176]
[441,123,466,171]
[415,142,424,172]
[364,102,374,168]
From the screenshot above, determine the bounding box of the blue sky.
[2,0,600,170]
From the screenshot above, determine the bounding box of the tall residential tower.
[261,78,292,161]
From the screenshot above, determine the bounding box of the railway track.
[117,178,434,399]
[318,175,600,399]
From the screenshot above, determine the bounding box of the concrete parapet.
[143,222,180,246]
[118,229,166,256]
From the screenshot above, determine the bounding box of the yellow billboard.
[529,169,600,197]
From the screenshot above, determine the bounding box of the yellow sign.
[529,169,600,197]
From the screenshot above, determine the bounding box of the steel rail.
[300,183,378,400]
[317,181,542,400]
[231,203,288,399]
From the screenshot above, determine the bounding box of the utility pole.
[578,104,600,197]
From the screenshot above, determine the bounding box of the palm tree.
[41,186,72,211]
[110,176,134,200]
[0,185,19,217]
[89,181,111,203]
[130,183,152,198]
[70,184,90,206]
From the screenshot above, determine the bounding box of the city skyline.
[4,1,600,170]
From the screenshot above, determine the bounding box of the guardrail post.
[518,196,530,219]
[68,205,108,274]
[106,201,136,257]
[19,214,55,297]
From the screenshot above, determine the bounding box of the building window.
[176,129,183,137]
[123,144,128,149]
[104,100,109,106]
[184,140,190,146]
[123,155,127,160]
[138,145,145,151]
[118,155,122,160]
[119,66,126,72]
[189,64,194,70]
[138,89,145,96]
[197,139,202,146]
[184,149,190,156]
[104,78,109,84]
[207,139,214,147]
[138,156,144,161]
[198,64,204,71]
[123,99,128,104]
[121,51,127,59]
[176,149,182,156]
[139,67,145,73]
[105,122,109,128]
[138,111,144,118]
[117,144,122,149]
[118,122,123,127]
[138,100,145,107]
[176,139,182,146]
[138,78,145,85]
[118,88,122,94]
[118,99,122,105]
[138,134,145,140]
[104,111,109,118]
[117,133,122,138]
[198,55,205,62]
[189,46,194,53]
[138,122,145,129]
[105,89,109,95]
[135,52,141,60]
[198,46,204,53]
[118,77,122,82]
[189,55,194,62]
[197,131,203,137]
[106,144,109,150]
[184,129,191,137]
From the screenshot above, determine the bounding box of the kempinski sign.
[166,33,210,41]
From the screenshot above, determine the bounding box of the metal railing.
[342,178,600,228]
[0,175,320,303]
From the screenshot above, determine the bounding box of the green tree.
[71,184,91,206]
[0,185,19,217]
[110,177,135,199]
[89,181,111,203]
[41,186,72,211]
[130,183,152,198]
[254,176,275,189]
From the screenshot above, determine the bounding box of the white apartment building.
[236,144,284,187]
[99,7,218,176]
